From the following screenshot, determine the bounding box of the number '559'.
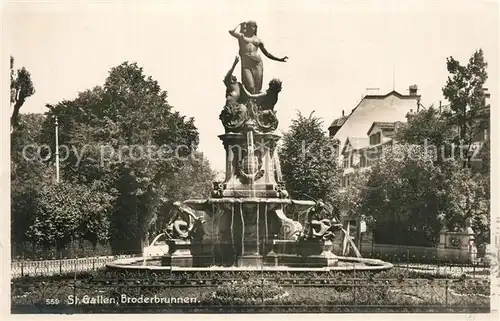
[45,299,60,305]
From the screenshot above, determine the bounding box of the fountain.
[107,22,392,273]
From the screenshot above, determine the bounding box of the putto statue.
[223,55,283,110]
[301,201,343,241]
[220,56,283,133]
[229,20,288,94]
[166,201,201,240]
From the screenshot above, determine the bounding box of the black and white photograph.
[2,0,499,316]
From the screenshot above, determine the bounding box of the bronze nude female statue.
[229,20,288,94]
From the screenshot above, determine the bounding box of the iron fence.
[11,252,492,279]
[10,255,140,278]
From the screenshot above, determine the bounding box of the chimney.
[342,110,345,116]
[484,88,490,107]
[409,85,418,96]
[406,109,415,122]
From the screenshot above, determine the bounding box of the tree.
[359,145,446,246]
[11,113,116,256]
[10,113,53,255]
[440,51,490,241]
[154,152,215,233]
[440,163,490,245]
[26,181,114,255]
[42,62,209,254]
[10,56,35,130]
[335,170,370,221]
[396,106,456,158]
[358,144,490,247]
[280,111,341,205]
[394,74,490,244]
[442,49,488,146]
[475,136,490,176]
[11,113,47,182]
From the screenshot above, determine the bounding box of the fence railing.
[11,255,491,280]
[344,242,494,265]
[10,255,140,278]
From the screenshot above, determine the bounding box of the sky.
[4,0,499,173]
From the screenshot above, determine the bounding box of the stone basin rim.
[183,198,316,205]
[106,256,394,272]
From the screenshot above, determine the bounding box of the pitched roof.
[341,136,369,154]
[366,121,403,135]
[332,91,419,157]
[330,92,411,131]
[328,115,348,129]
[375,121,398,129]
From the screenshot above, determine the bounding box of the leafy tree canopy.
[442,49,489,144]
[38,62,212,253]
[280,111,341,205]
[10,56,36,130]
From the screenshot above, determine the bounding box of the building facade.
[329,85,421,160]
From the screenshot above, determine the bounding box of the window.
[463,156,472,169]
[342,176,351,188]
[384,129,395,138]
[343,156,349,168]
[365,147,378,166]
[370,132,381,145]
[472,129,487,142]
[360,154,367,167]
[333,145,340,158]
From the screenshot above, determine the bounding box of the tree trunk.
[91,239,98,253]
[11,99,24,130]
[141,232,150,251]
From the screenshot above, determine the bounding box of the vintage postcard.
[3,0,498,318]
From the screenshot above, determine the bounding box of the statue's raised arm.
[224,56,240,86]
[229,22,244,39]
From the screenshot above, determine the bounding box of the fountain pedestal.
[238,254,264,267]
[218,132,282,198]
[265,239,338,267]
[303,240,339,267]
[161,240,193,267]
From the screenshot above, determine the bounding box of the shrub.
[206,278,288,305]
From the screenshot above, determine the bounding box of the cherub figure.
[242,78,282,111]
[166,201,200,240]
[223,55,242,106]
[302,200,342,241]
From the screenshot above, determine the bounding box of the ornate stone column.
[218,132,282,198]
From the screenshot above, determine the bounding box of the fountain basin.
[106,256,393,272]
